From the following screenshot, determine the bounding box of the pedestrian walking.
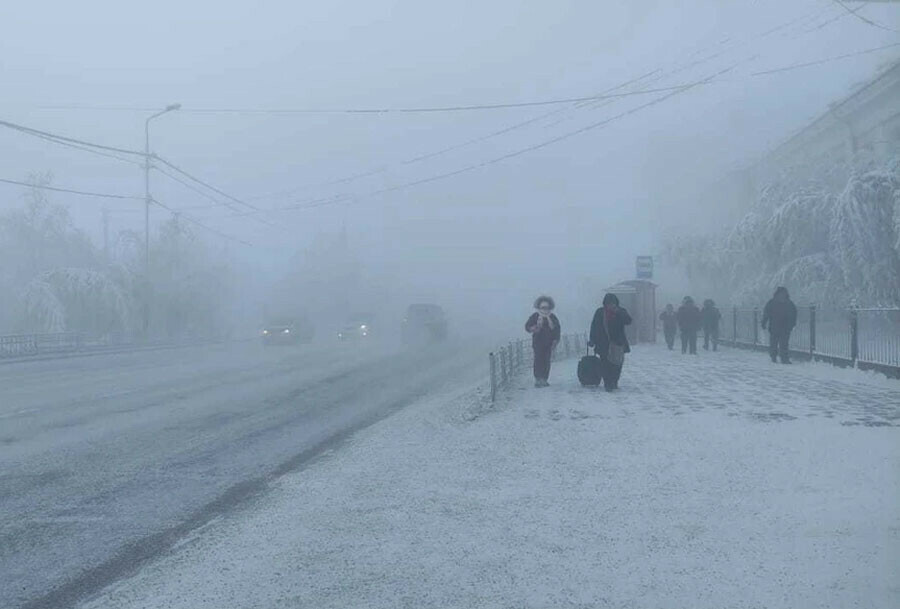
[660,304,677,350]
[701,299,721,351]
[588,293,632,392]
[525,296,561,387]
[677,296,701,355]
[761,286,797,364]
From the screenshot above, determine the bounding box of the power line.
[152,165,243,212]
[152,155,261,211]
[241,6,838,205]
[151,155,282,229]
[250,66,730,217]
[832,0,900,34]
[8,127,145,168]
[751,41,900,75]
[0,176,142,200]
[150,197,253,247]
[0,116,249,210]
[32,83,733,116]
[246,70,664,203]
[0,118,144,157]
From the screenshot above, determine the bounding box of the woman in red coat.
[525,295,561,387]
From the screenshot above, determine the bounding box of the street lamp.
[143,103,180,335]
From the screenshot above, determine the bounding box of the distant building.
[746,59,900,191]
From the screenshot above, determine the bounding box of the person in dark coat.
[660,304,677,350]
[676,296,701,355]
[761,286,797,364]
[701,299,722,352]
[525,295,561,387]
[588,293,632,392]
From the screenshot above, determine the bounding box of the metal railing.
[489,332,588,402]
[719,305,900,378]
[0,331,228,361]
[0,332,86,358]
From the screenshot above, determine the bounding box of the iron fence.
[0,332,86,358]
[0,331,227,361]
[719,305,900,377]
[489,332,587,402]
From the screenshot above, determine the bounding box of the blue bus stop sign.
[636,256,653,279]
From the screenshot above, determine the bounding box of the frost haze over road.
[1,0,899,607]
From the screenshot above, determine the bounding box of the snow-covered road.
[0,339,485,609]
[70,346,900,609]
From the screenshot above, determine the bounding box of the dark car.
[401,303,448,343]
[337,312,374,341]
[337,321,370,341]
[261,318,313,345]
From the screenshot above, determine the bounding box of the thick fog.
[2,0,898,340]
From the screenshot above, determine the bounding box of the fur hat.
[533,295,555,310]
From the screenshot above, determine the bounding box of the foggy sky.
[2,0,899,325]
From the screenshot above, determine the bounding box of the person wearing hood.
[676,296,701,355]
[761,286,798,364]
[588,293,632,391]
[701,299,722,352]
[659,303,677,350]
[525,295,561,387]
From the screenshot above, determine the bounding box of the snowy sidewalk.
[82,346,899,609]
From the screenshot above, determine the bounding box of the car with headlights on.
[261,318,312,345]
[337,320,370,341]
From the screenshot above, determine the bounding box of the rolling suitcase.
[577,345,603,386]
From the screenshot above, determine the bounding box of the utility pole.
[143,103,181,336]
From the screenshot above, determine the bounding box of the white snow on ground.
[80,346,899,609]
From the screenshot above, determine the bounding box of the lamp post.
[143,103,180,335]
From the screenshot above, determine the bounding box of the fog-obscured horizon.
[2,0,898,340]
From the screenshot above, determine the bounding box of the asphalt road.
[0,338,483,609]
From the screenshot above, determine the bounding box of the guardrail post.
[752,308,759,345]
[518,340,524,368]
[508,343,515,375]
[499,348,507,386]
[809,305,816,356]
[489,352,497,402]
[850,307,859,366]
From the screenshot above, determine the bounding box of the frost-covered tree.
[0,174,99,331]
[1,177,237,339]
[666,156,900,307]
[20,268,132,334]
[830,170,900,305]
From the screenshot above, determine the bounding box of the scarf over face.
[536,310,555,330]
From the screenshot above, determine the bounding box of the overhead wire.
[150,155,282,228]
[151,165,243,212]
[0,176,142,199]
[150,196,253,247]
[9,128,145,168]
[751,40,900,75]
[32,83,742,116]
[0,115,281,233]
[246,69,665,203]
[244,2,840,205]
[832,0,900,35]
[246,65,733,217]
[0,118,144,157]
[6,1,894,228]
